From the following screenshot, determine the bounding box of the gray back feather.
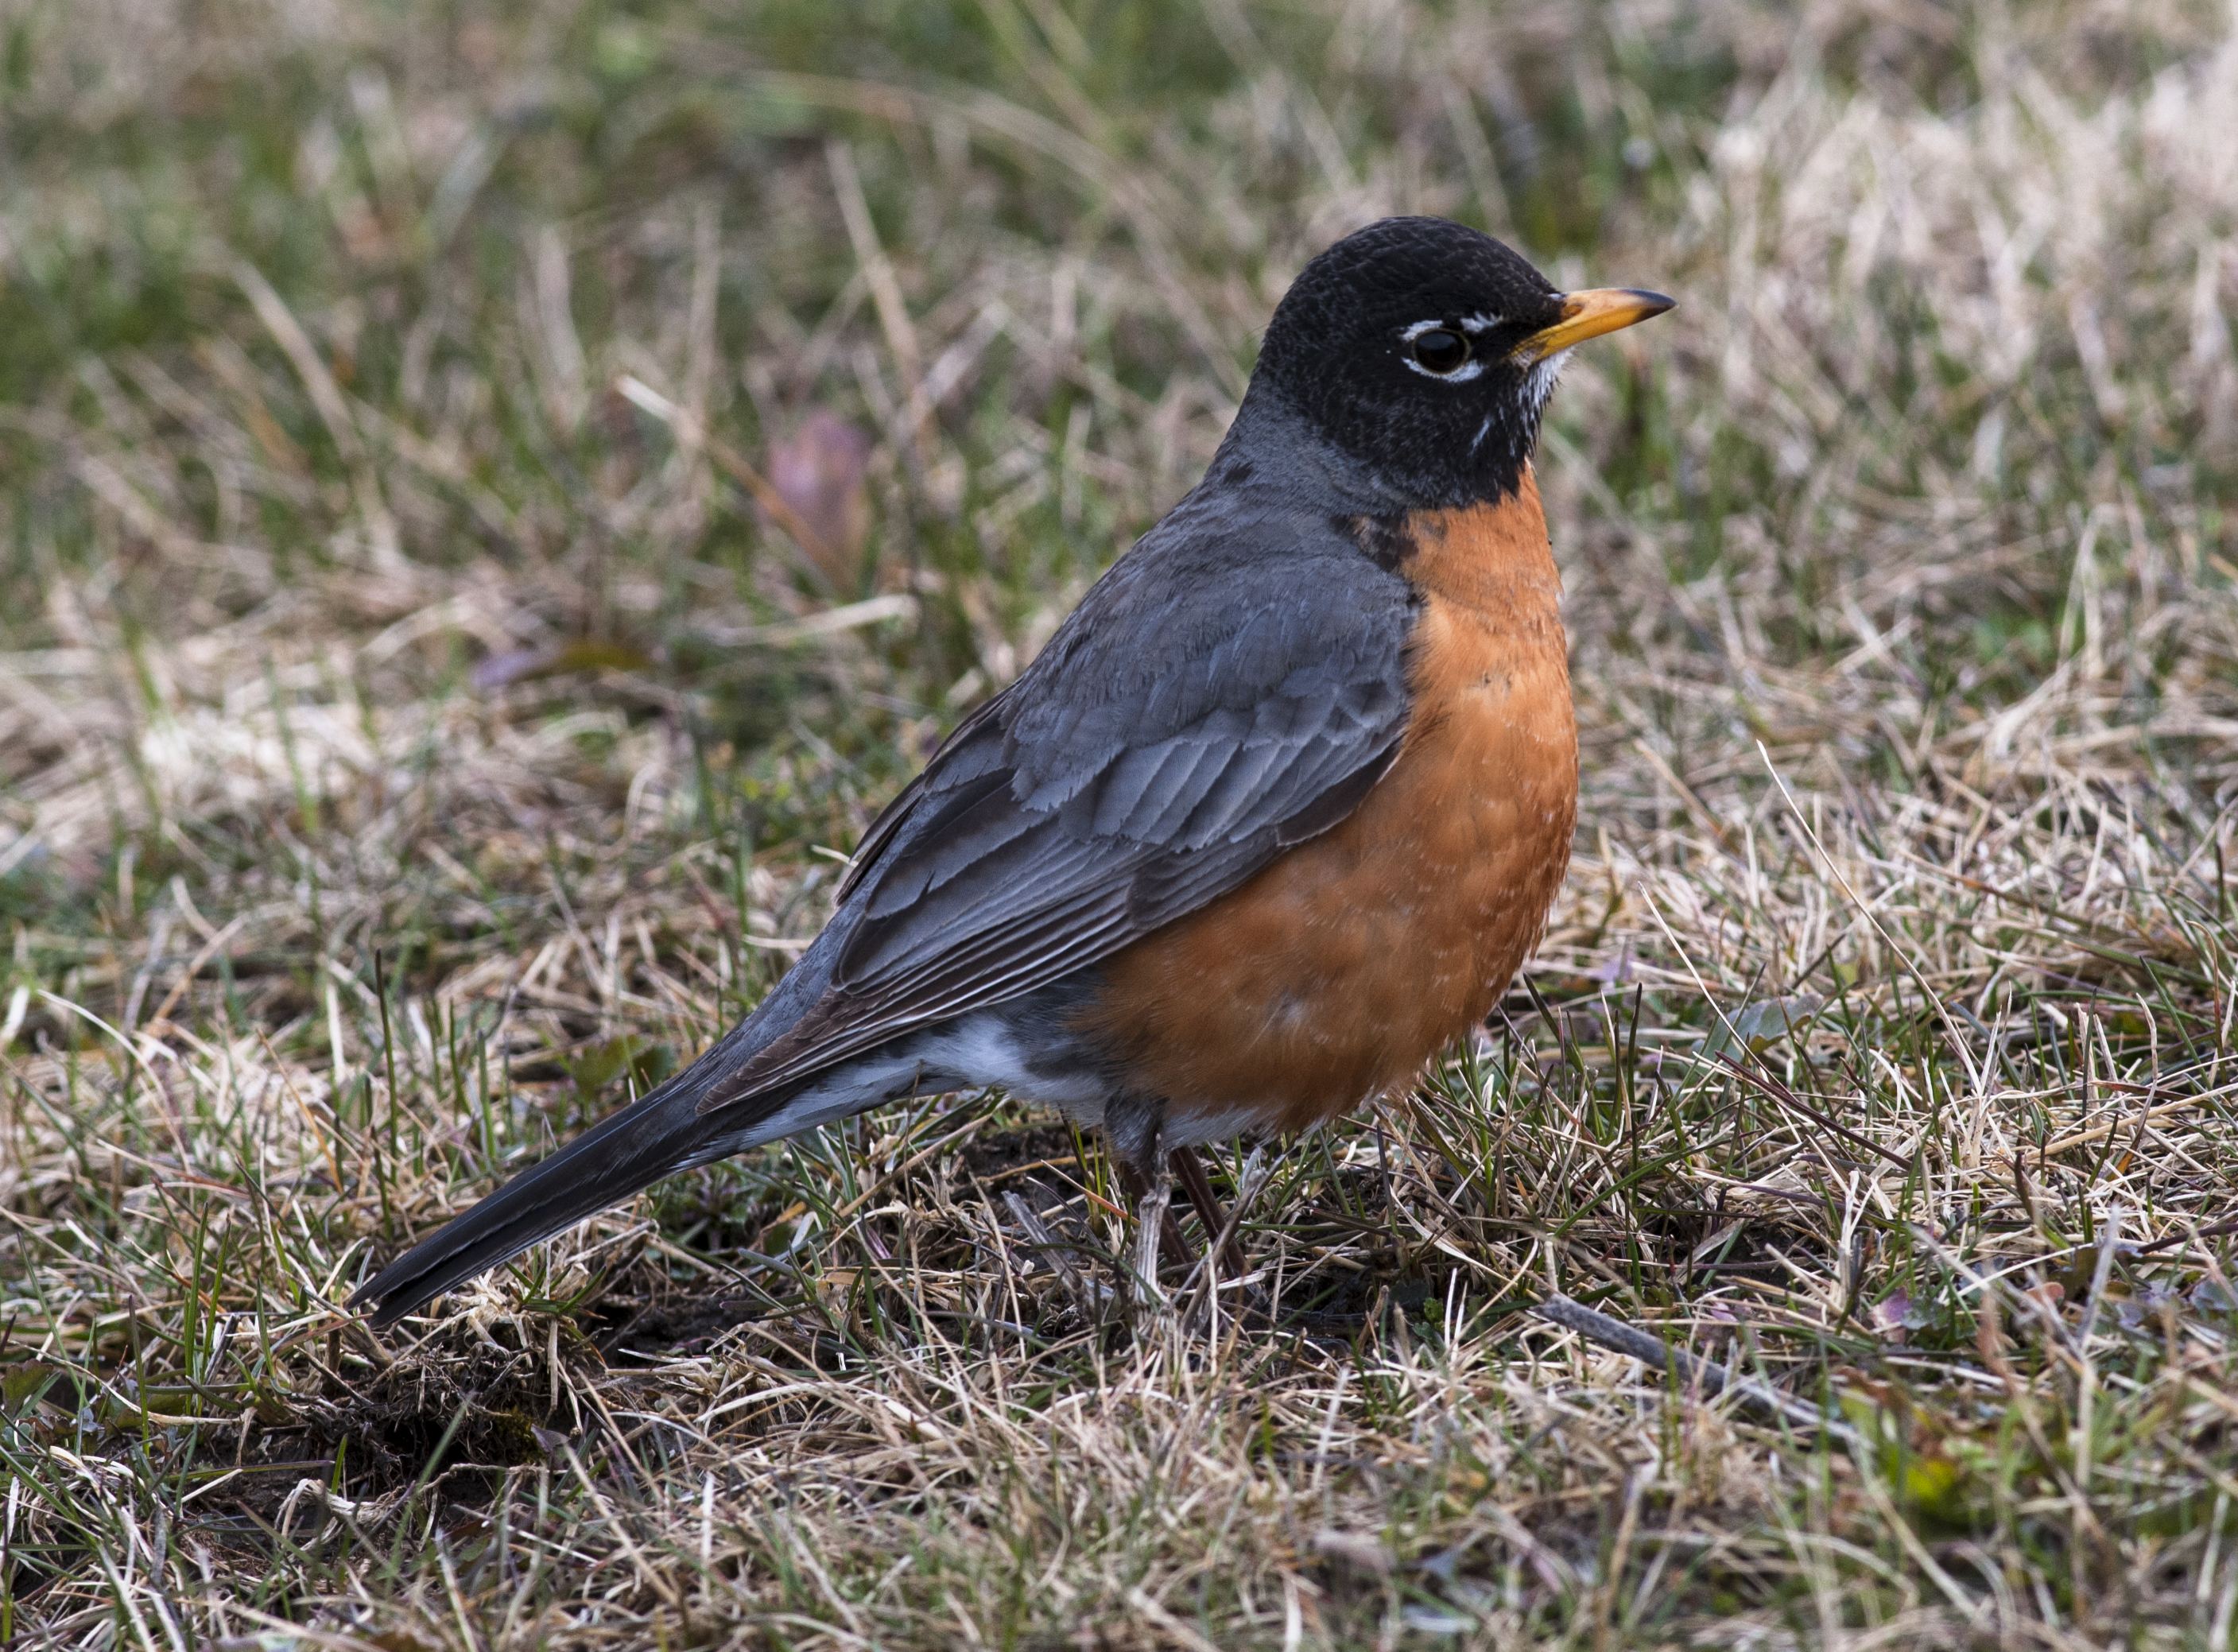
[694,488,1417,1117]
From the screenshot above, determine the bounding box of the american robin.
[354,216,1671,1326]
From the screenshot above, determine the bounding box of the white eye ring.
[1399,319,1485,382]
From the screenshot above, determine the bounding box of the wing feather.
[696,499,1417,1115]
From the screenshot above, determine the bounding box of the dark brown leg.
[1114,1154,1194,1272]
[1170,1146,1247,1279]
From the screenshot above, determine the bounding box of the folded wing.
[694,498,1418,1115]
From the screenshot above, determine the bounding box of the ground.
[3,0,2237,1646]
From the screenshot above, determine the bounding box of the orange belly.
[1080,469,1577,1131]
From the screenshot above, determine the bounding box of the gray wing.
[696,496,1418,1113]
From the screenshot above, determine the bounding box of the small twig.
[1530,1294,1854,1444]
[1715,1052,1914,1171]
[2136,1213,2238,1255]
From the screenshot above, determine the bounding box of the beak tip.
[1561,287,1677,317]
[1522,286,1677,359]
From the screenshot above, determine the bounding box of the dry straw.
[2,0,2235,1645]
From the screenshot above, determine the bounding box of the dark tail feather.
[352,925,854,1328]
[351,1079,723,1328]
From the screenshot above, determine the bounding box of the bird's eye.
[1410,328,1471,374]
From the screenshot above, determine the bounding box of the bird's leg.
[1132,1162,1173,1309]
[1114,1153,1194,1277]
[1170,1146,1247,1281]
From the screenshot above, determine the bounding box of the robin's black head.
[1244,217,1672,509]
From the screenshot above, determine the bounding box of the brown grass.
[2,0,2236,1646]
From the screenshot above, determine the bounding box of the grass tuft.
[3,0,2236,1644]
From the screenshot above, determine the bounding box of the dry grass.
[3,0,2237,1645]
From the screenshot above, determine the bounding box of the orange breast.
[1080,467,1578,1131]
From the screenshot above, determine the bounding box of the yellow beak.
[1511,287,1675,363]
